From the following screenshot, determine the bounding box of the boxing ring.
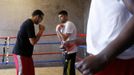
[0,33,86,75]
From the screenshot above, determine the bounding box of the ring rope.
[0,33,86,64]
[0,33,86,39]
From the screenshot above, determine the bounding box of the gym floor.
[0,67,81,75]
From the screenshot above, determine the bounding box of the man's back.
[13,19,36,57]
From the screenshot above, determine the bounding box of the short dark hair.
[58,10,68,16]
[32,9,44,17]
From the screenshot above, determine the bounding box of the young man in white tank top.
[56,10,77,75]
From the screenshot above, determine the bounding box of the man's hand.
[63,40,77,51]
[76,55,107,75]
[56,24,64,32]
[39,24,45,32]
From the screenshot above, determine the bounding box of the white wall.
[0,0,84,36]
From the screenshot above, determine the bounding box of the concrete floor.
[0,67,82,75]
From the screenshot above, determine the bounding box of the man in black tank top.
[13,9,45,75]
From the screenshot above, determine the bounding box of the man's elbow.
[63,36,69,41]
[29,38,37,45]
[30,41,36,45]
